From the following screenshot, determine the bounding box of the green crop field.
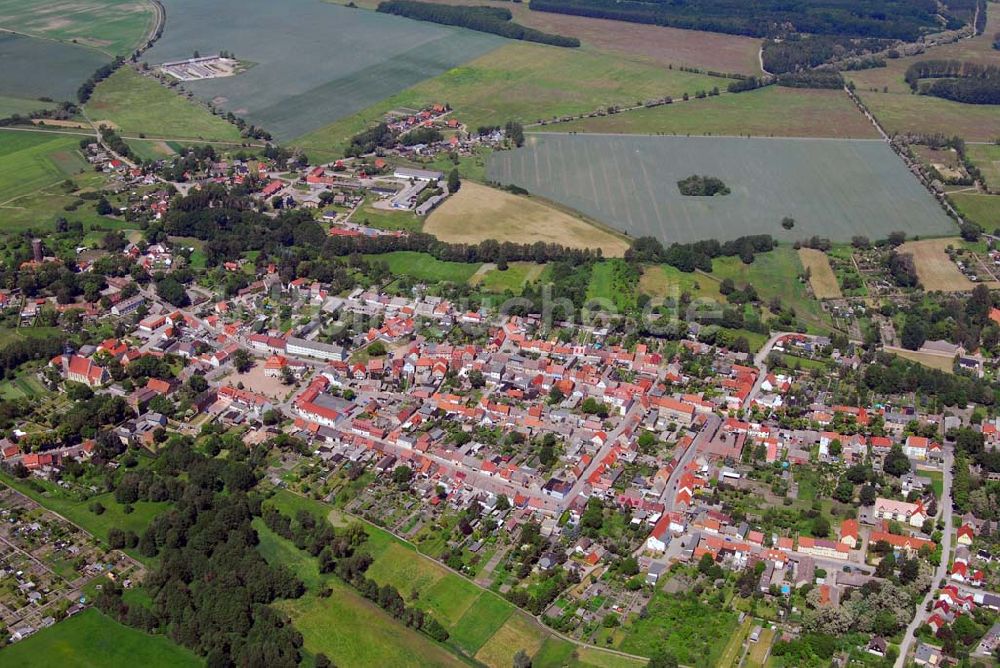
[365,251,481,284]
[0,95,55,119]
[487,133,954,244]
[0,33,108,103]
[549,86,878,139]
[294,40,731,160]
[142,0,502,142]
[0,131,90,203]
[86,68,242,141]
[0,608,200,668]
[0,0,155,56]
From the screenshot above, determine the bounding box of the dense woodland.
[906,60,1000,105]
[625,235,777,272]
[529,0,962,39]
[376,0,580,47]
[762,35,893,74]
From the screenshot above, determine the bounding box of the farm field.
[546,86,879,139]
[293,41,730,160]
[798,248,843,299]
[0,33,108,103]
[951,193,1000,230]
[966,143,1000,191]
[0,608,200,667]
[0,0,155,56]
[0,95,54,119]
[0,131,91,203]
[487,133,952,244]
[331,0,761,73]
[143,0,502,142]
[897,237,978,292]
[86,68,243,141]
[426,182,629,256]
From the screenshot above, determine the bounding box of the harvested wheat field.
[798,248,842,299]
[425,182,629,257]
[897,238,980,292]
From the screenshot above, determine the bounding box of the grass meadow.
[294,41,731,159]
[951,193,1000,230]
[364,251,482,284]
[487,133,953,244]
[966,143,1000,192]
[549,86,878,139]
[0,608,200,667]
[86,68,242,141]
[847,6,1000,141]
[0,474,170,558]
[262,489,635,667]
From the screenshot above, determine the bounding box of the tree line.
[77,57,125,104]
[262,506,451,642]
[905,59,1000,105]
[528,0,958,40]
[761,35,893,74]
[377,0,580,47]
[624,234,777,272]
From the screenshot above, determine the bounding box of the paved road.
[896,446,954,667]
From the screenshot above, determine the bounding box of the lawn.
[587,259,638,311]
[426,182,629,257]
[0,33,109,102]
[488,134,951,245]
[746,627,776,667]
[718,617,753,668]
[920,468,944,498]
[619,591,739,666]
[143,0,502,141]
[351,196,422,232]
[86,68,243,141]
[549,86,878,139]
[364,251,481,284]
[0,608,200,668]
[0,0,156,56]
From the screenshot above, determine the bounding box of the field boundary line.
[281,487,656,666]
